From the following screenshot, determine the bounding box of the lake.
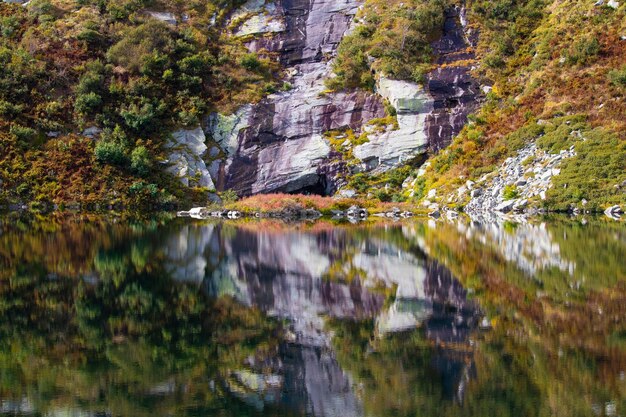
[0,214,625,417]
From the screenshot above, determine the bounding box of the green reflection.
[0,215,283,417]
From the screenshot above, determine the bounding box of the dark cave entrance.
[287,174,332,196]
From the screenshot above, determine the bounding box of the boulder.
[346,205,368,218]
[604,205,622,219]
[495,200,515,213]
[428,209,441,219]
[82,126,102,138]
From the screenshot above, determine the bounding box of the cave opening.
[287,174,332,196]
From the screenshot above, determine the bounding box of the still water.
[0,214,625,417]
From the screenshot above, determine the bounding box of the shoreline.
[1,193,623,222]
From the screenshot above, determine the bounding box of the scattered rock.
[479,317,492,330]
[607,0,619,8]
[346,205,368,219]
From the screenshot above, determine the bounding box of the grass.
[223,193,419,215]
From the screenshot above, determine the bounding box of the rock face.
[165,127,215,189]
[205,1,480,196]
[425,6,481,151]
[208,0,385,196]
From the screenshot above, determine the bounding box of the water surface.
[0,214,625,416]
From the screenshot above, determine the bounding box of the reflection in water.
[188,223,480,416]
[0,214,625,416]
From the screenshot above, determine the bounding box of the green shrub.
[238,53,261,71]
[129,181,159,196]
[107,21,174,73]
[564,37,600,66]
[219,189,239,203]
[74,92,103,115]
[608,66,626,88]
[94,140,127,166]
[0,100,23,117]
[374,189,392,202]
[120,100,165,132]
[10,125,37,143]
[130,146,152,176]
[505,121,544,151]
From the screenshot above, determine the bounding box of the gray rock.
[165,127,215,190]
[82,126,102,138]
[470,188,482,198]
[146,11,177,24]
[353,77,433,172]
[495,200,515,213]
[346,205,367,218]
[428,209,441,219]
[337,189,356,198]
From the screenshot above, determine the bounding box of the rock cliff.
[202,0,480,196]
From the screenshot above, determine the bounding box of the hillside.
[414,0,626,213]
[0,0,624,213]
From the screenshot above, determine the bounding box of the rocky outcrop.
[165,127,215,190]
[353,78,433,172]
[205,1,480,196]
[231,0,286,36]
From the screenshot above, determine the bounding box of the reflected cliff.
[188,222,481,416]
[0,214,625,416]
